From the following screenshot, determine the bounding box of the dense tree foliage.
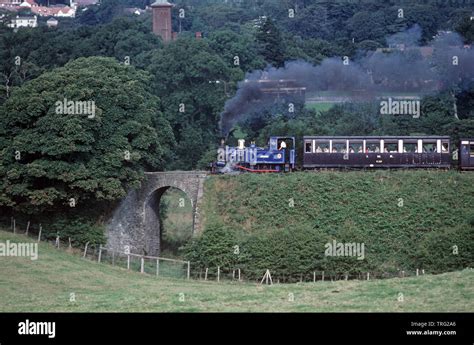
[0,57,174,215]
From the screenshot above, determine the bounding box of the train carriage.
[459,138,474,171]
[302,136,452,169]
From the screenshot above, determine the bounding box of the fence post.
[401,270,405,278]
[345,273,348,281]
[83,242,89,258]
[127,255,130,270]
[140,256,144,273]
[416,268,419,276]
[217,266,220,282]
[13,218,16,234]
[37,225,42,243]
[422,269,425,275]
[156,259,159,275]
[322,271,325,282]
[98,245,102,263]
[232,270,235,280]
[112,251,115,266]
[68,237,72,250]
[205,268,208,281]
[55,235,60,249]
[238,268,241,281]
[25,221,30,236]
[313,271,316,283]
[187,261,190,280]
[367,272,370,281]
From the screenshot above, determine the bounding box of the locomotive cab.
[269,136,296,171]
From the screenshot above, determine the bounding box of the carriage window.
[332,141,346,153]
[470,144,474,156]
[403,143,417,153]
[441,141,449,153]
[384,142,398,153]
[422,141,437,153]
[315,141,330,153]
[366,141,380,153]
[349,141,363,153]
[305,141,312,153]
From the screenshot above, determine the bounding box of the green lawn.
[0,230,472,312]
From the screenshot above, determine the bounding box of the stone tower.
[151,0,173,42]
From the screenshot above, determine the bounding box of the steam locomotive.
[212,136,474,172]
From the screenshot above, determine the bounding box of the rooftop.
[150,0,172,7]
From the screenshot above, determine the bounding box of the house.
[54,6,75,17]
[19,0,37,7]
[8,14,37,28]
[0,0,21,6]
[46,17,57,27]
[31,5,75,17]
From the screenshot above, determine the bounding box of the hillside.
[187,170,474,280]
[0,230,472,312]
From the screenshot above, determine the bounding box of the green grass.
[305,102,335,112]
[0,230,472,312]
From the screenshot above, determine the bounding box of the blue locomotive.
[213,136,296,173]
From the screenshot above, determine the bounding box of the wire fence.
[4,217,433,284]
[93,246,190,279]
[189,266,430,284]
[4,217,190,280]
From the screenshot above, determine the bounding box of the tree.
[147,38,242,169]
[256,17,286,68]
[0,57,174,214]
[455,15,474,44]
[208,29,265,72]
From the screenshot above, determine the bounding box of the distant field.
[305,102,335,112]
[0,231,472,312]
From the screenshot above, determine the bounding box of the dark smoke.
[220,25,474,136]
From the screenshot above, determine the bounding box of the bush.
[188,171,474,280]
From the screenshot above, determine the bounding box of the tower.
[151,0,173,42]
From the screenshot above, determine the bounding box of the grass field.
[0,230,472,312]
[305,102,335,112]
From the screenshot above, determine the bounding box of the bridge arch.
[143,186,194,255]
[106,171,207,256]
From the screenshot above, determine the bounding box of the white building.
[46,17,58,27]
[8,15,37,28]
[0,0,21,6]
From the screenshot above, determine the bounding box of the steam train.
[212,136,474,172]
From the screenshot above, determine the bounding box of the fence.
[4,217,190,280]
[3,217,433,284]
[189,265,430,284]
[93,246,190,280]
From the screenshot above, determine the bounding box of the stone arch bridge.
[106,171,208,256]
